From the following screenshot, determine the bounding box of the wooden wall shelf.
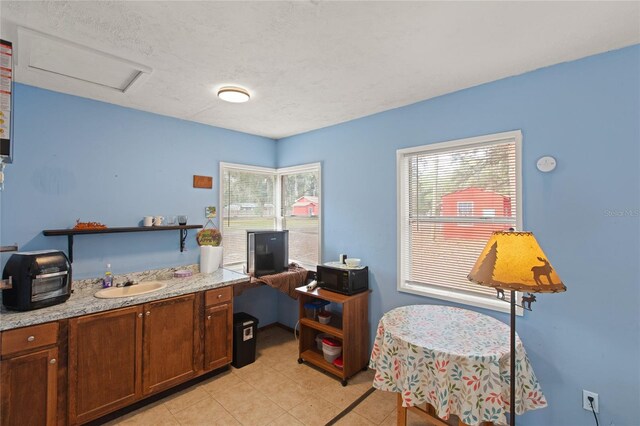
[43,225,202,262]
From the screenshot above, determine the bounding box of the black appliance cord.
[588,397,599,426]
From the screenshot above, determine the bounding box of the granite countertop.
[0,266,249,331]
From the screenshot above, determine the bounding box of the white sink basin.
[94,281,167,299]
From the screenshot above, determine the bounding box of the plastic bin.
[332,355,343,370]
[232,312,259,368]
[315,333,330,350]
[322,337,342,363]
[318,311,331,324]
[304,300,330,320]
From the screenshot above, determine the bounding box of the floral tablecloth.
[369,305,546,425]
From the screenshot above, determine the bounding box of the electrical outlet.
[583,390,599,413]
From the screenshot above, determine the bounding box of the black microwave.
[316,264,368,295]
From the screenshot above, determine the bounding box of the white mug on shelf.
[153,216,164,226]
[143,216,153,227]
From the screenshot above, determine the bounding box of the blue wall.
[277,45,640,425]
[0,84,279,324]
[1,45,638,425]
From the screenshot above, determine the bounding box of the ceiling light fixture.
[217,86,250,103]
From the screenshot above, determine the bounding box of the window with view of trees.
[397,131,522,313]
[221,165,276,266]
[280,167,321,266]
[220,163,321,269]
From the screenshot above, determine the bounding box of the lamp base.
[510,290,516,426]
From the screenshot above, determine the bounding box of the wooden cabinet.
[68,306,143,425]
[1,322,59,356]
[2,285,235,425]
[203,287,233,371]
[68,294,201,423]
[142,294,198,395]
[295,286,369,386]
[1,346,58,426]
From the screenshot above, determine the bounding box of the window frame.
[219,161,322,269]
[219,162,278,269]
[396,130,523,314]
[276,163,322,269]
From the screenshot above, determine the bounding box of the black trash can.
[232,312,259,368]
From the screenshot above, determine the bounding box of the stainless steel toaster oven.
[2,250,71,311]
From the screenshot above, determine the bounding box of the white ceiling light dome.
[217,86,250,103]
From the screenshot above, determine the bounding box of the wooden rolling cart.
[295,285,370,386]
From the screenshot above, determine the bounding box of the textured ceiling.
[1,1,639,139]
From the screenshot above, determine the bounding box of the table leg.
[396,393,407,426]
[405,403,456,426]
[397,397,493,426]
[426,403,437,416]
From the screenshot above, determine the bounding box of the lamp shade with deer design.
[468,230,565,426]
[468,231,566,293]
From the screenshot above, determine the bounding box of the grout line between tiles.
[110,328,360,426]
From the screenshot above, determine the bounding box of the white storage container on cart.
[321,337,342,363]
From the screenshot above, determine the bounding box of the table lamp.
[468,230,565,426]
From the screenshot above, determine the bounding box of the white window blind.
[221,165,276,266]
[220,162,322,269]
[397,131,522,312]
[280,165,321,267]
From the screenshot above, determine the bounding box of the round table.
[369,305,547,425]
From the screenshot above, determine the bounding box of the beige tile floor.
[105,326,426,426]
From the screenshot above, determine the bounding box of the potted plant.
[197,227,222,273]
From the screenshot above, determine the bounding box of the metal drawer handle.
[207,315,212,320]
[138,313,143,318]
[146,311,151,316]
[27,336,35,342]
[34,271,68,279]
[50,359,56,364]
[218,294,222,298]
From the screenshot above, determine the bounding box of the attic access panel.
[17,27,151,94]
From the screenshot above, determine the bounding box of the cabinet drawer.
[205,286,232,306]
[1,322,59,356]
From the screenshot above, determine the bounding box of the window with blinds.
[220,162,322,269]
[397,131,522,312]
[280,164,321,267]
[221,165,276,266]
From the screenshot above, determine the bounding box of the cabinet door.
[204,302,232,371]
[68,306,143,425]
[1,347,58,426]
[143,294,197,395]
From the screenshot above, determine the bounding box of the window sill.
[223,260,317,274]
[399,281,523,316]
